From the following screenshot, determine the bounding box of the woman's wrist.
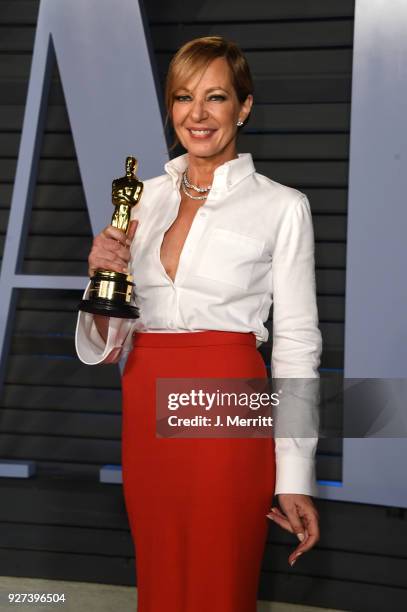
[93,314,109,343]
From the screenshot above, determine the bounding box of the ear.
[240,94,254,123]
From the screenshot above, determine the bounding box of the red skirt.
[121,330,276,612]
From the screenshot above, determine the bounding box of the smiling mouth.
[187,129,216,138]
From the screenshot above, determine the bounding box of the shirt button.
[199,211,207,217]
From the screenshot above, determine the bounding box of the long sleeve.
[271,193,323,496]
[75,280,137,365]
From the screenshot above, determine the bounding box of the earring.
[237,120,244,127]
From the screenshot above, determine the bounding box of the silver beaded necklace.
[183,169,212,192]
[181,168,212,201]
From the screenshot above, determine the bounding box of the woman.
[76,36,322,612]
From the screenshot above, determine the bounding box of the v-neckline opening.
[158,192,205,287]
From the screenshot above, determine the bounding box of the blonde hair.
[165,36,254,148]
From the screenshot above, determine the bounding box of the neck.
[186,147,238,187]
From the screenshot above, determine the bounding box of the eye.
[174,94,192,102]
[208,94,226,101]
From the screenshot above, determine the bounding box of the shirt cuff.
[274,436,319,496]
[274,454,318,496]
[75,281,136,365]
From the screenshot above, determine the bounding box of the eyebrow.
[174,86,230,94]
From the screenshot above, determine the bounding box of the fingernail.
[290,552,303,567]
[266,513,274,520]
[297,533,305,542]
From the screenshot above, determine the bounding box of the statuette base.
[78,270,140,319]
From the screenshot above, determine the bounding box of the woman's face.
[171,57,253,163]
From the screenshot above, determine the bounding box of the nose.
[189,98,208,122]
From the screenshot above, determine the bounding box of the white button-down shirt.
[75,152,322,496]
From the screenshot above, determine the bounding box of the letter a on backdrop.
[0,0,168,384]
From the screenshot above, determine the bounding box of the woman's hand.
[266,494,320,567]
[88,219,138,277]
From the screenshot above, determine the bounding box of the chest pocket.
[195,228,265,290]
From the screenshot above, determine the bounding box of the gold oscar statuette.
[78,156,143,319]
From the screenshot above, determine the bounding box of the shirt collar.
[164,152,256,191]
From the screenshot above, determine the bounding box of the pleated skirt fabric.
[121,330,276,612]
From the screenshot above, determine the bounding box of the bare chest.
[159,194,204,283]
